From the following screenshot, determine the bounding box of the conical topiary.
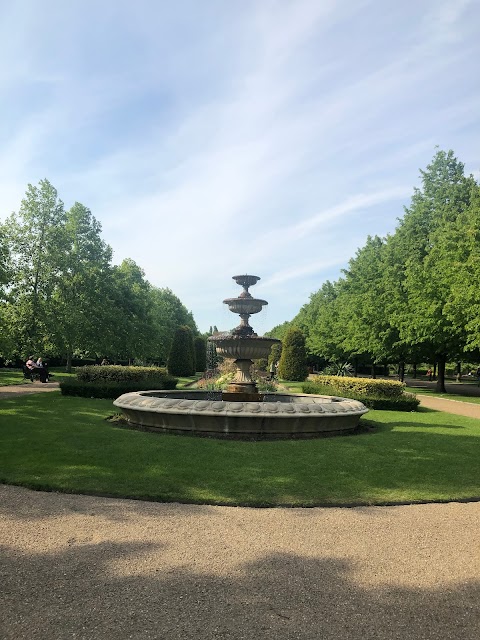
[168,325,195,376]
[277,327,308,382]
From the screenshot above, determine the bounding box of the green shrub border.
[60,378,177,399]
[76,365,170,383]
[302,382,419,412]
[311,374,406,398]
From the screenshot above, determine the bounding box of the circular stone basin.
[113,391,368,439]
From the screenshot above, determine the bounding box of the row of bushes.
[302,381,419,412]
[310,375,406,398]
[61,365,177,398]
[60,377,178,399]
[76,365,170,383]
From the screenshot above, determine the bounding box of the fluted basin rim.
[113,390,368,418]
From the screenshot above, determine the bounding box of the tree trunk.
[371,363,376,379]
[435,355,447,393]
[456,361,462,382]
[433,362,437,379]
[66,352,72,373]
[353,358,358,377]
[412,363,417,379]
[398,361,405,382]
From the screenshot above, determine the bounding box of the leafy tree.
[392,150,476,391]
[107,259,154,362]
[168,325,195,376]
[277,327,308,381]
[294,280,350,367]
[2,179,66,356]
[148,287,197,364]
[48,202,113,371]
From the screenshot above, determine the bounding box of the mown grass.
[0,392,479,506]
[0,367,76,386]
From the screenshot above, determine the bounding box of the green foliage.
[194,336,207,372]
[268,342,282,368]
[302,382,419,411]
[60,377,177,398]
[168,325,195,376]
[76,364,171,383]
[277,327,308,382]
[311,375,406,398]
[206,339,219,370]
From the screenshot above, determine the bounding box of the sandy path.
[418,395,480,418]
[0,381,60,399]
[0,484,479,639]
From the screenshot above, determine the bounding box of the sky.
[1,0,479,334]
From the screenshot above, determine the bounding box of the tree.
[48,202,113,371]
[277,327,308,381]
[2,179,66,356]
[392,150,476,391]
[168,325,195,376]
[148,287,197,364]
[107,259,155,362]
[0,224,12,356]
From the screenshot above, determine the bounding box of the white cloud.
[0,0,479,331]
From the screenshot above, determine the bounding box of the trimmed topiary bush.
[277,328,308,382]
[194,336,207,372]
[168,325,196,376]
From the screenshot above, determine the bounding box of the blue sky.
[1,0,479,333]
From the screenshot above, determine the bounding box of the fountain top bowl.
[232,274,260,289]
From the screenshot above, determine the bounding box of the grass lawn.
[0,391,479,506]
[0,367,76,386]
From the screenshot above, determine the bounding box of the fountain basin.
[113,390,368,439]
[213,335,280,360]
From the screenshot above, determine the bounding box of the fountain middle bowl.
[212,335,280,360]
[113,390,369,439]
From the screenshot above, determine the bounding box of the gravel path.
[0,381,60,399]
[418,395,480,418]
[1,383,479,637]
[0,484,479,639]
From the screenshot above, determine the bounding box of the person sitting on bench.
[36,357,49,383]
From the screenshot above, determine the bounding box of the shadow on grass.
[0,540,478,639]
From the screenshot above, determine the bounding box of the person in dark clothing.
[36,357,49,383]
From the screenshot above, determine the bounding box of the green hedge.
[311,375,406,398]
[302,382,419,412]
[76,365,169,383]
[60,377,177,399]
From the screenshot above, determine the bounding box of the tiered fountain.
[114,275,368,438]
[211,274,281,401]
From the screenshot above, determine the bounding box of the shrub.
[302,382,419,412]
[277,328,308,382]
[194,336,207,372]
[60,377,177,399]
[168,326,196,376]
[310,375,406,398]
[76,365,169,383]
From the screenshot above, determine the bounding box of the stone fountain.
[113,275,368,438]
[210,274,281,400]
